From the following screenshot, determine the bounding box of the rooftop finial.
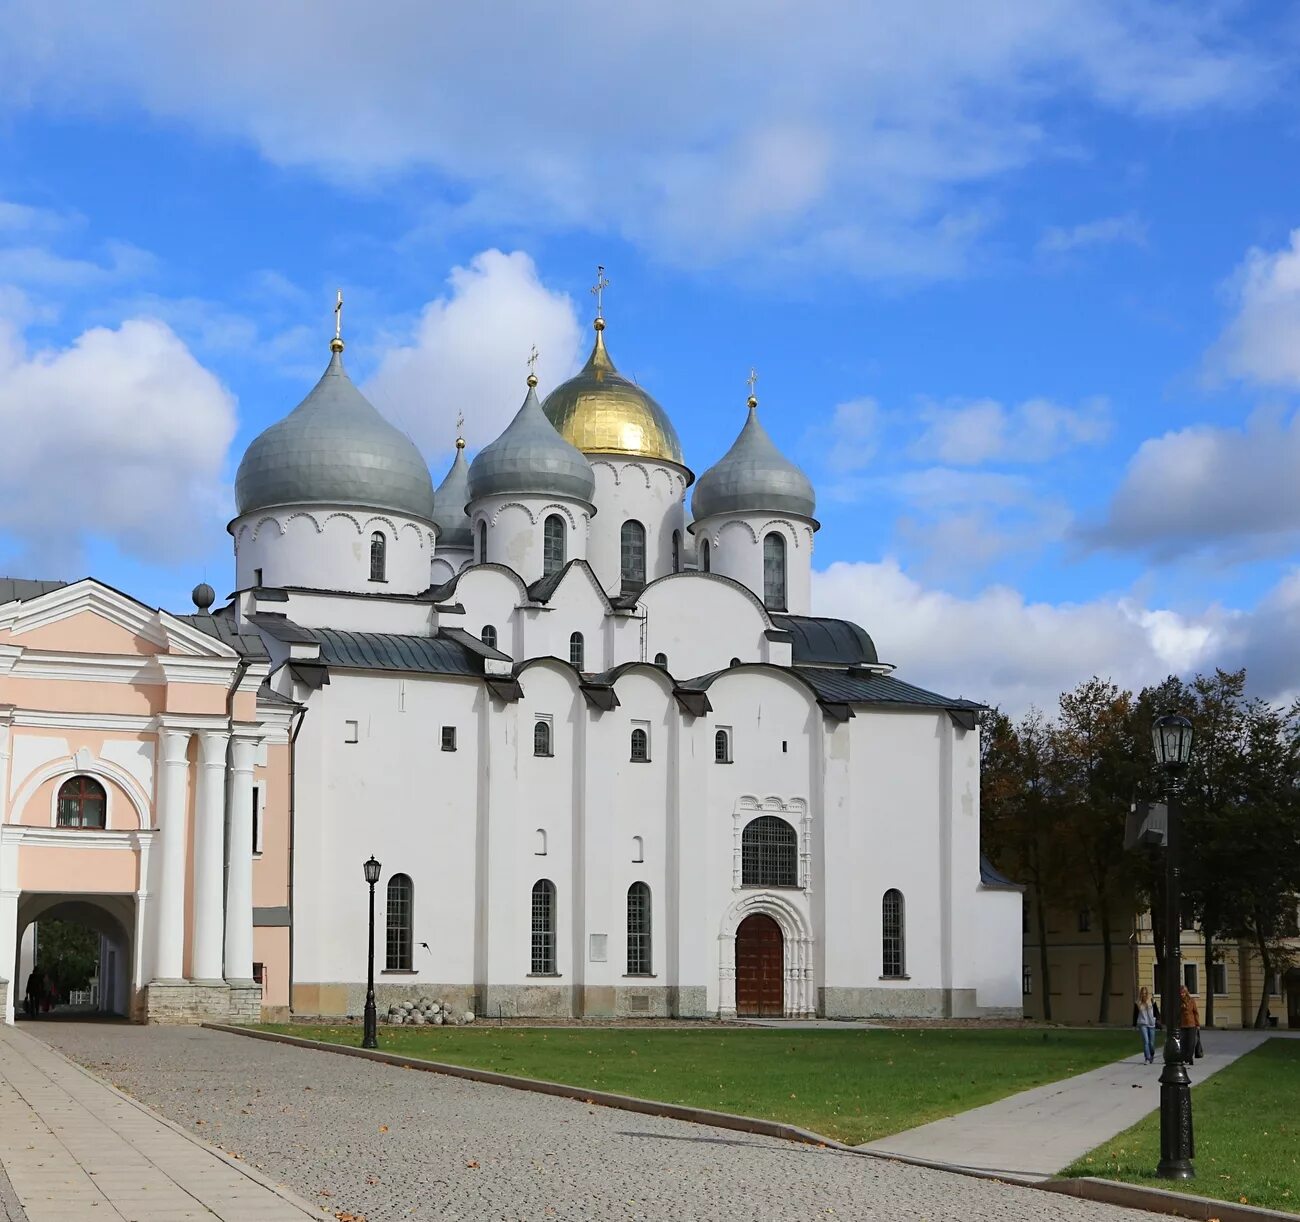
[331,289,344,353]
[590,264,609,331]
[747,366,758,409]
[455,410,466,450]
[526,344,539,388]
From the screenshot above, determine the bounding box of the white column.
[152,728,191,982]
[224,733,259,985]
[191,729,230,982]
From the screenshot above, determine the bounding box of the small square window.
[441,726,457,752]
[344,719,359,744]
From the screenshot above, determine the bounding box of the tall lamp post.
[1152,712,1194,1180]
[362,855,382,1049]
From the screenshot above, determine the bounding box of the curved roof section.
[692,399,815,521]
[770,614,878,667]
[468,381,595,504]
[432,442,472,547]
[235,345,435,521]
[541,323,687,468]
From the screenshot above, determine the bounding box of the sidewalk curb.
[17,1027,321,1218]
[206,1025,1299,1222]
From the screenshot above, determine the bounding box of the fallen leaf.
[466,1160,480,1169]
[378,1124,388,1133]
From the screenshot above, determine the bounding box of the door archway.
[735,913,784,1017]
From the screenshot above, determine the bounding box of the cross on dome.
[590,264,610,324]
[331,289,344,353]
[747,367,758,407]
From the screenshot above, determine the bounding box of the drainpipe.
[223,661,250,914]
[287,703,307,1015]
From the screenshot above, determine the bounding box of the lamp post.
[1152,712,1194,1180]
[362,855,382,1049]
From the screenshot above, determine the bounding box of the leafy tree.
[36,919,99,999]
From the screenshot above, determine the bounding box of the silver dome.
[432,442,472,548]
[467,381,595,505]
[692,400,816,521]
[235,345,435,521]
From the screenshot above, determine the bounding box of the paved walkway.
[0,1023,316,1221]
[35,1022,1155,1222]
[863,1027,1273,1181]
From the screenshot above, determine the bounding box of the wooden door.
[736,914,784,1017]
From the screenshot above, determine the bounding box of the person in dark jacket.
[1179,984,1201,1064]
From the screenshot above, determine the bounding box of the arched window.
[630,727,649,762]
[534,719,552,756]
[478,520,488,564]
[671,530,681,573]
[386,874,413,971]
[369,532,387,582]
[627,882,652,975]
[741,816,798,888]
[631,835,645,863]
[714,729,730,763]
[653,652,668,669]
[535,828,548,856]
[620,520,646,590]
[763,532,786,610]
[56,775,106,829]
[481,624,498,650]
[700,538,711,572]
[543,514,566,577]
[882,889,906,978]
[531,879,557,974]
[569,631,585,670]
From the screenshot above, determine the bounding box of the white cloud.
[1210,228,1300,386]
[814,397,882,474]
[911,396,1111,464]
[1089,408,1300,558]
[364,250,583,460]
[0,313,235,572]
[811,558,1300,716]
[0,2,1263,277]
[1037,213,1147,255]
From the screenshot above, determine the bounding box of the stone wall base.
[142,980,263,1025]
[820,985,995,1019]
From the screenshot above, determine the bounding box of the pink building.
[1,578,292,1023]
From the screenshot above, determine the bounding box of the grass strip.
[1063,1037,1300,1214]
[260,1024,1130,1146]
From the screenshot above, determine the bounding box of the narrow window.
[620,519,646,590]
[763,532,786,610]
[1184,962,1199,995]
[543,514,566,577]
[630,727,649,761]
[671,530,681,573]
[1211,962,1227,996]
[386,874,413,971]
[56,775,107,829]
[569,631,585,670]
[344,719,359,743]
[251,783,263,854]
[531,879,557,974]
[631,835,644,863]
[654,652,668,668]
[700,539,711,572]
[1077,907,1091,933]
[369,532,387,582]
[627,882,652,975]
[714,729,730,763]
[478,520,488,564]
[441,726,457,752]
[741,816,798,887]
[253,567,264,587]
[481,625,497,650]
[1022,965,1032,996]
[534,719,552,757]
[535,828,548,856]
[882,889,905,978]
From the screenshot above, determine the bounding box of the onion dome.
[432,434,472,548]
[235,338,435,521]
[692,391,816,521]
[467,375,595,504]
[542,320,686,467]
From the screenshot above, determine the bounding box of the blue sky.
[1,2,1299,711]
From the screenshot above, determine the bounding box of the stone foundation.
[142,980,264,1024]
[820,986,995,1019]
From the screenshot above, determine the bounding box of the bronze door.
[736,914,784,1016]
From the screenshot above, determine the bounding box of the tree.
[36,919,99,999]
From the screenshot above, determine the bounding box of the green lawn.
[1064,1038,1300,1214]
[259,1024,1131,1146]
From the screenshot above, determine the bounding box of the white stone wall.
[469,495,591,586]
[586,460,688,595]
[693,513,816,616]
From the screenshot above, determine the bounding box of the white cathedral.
[0,298,1021,1025]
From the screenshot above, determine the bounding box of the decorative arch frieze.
[321,511,363,535]
[757,518,806,549]
[590,459,621,486]
[536,503,579,530]
[251,515,286,541]
[489,501,541,527]
[717,518,760,544]
[359,513,401,540]
[622,462,653,490]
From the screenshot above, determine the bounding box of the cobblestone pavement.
[0,1163,26,1222]
[39,1023,1153,1222]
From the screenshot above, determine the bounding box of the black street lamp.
[1152,712,1194,1180]
[362,855,382,1049]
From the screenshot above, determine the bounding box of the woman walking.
[1133,986,1160,1064]
[1179,984,1201,1064]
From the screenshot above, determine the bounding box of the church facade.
[1,307,1022,1024]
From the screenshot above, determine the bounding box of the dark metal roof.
[0,578,70,603]
[174,608,270,659]
[794,667,981,711]
[312,628,480,676]
[256,679,300,709]
[440,626,511,662]
[980,855,1022,890]
[246,613,321,644]
[771,614,879,667]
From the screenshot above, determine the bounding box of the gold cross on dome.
[527,345,539,374]
[590,264,610,318]
[456,410,465,437]
[747,367,758,399]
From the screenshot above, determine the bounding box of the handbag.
[1194,1031,1204,1059]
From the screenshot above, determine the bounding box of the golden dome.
[541,322,687,468]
